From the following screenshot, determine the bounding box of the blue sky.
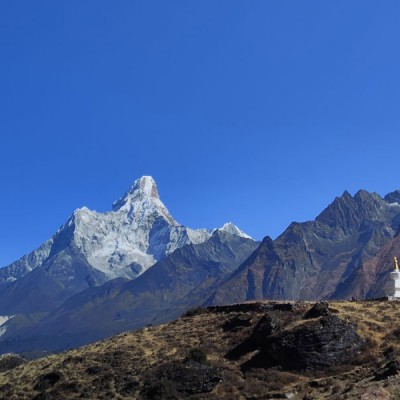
[1,1,400,267]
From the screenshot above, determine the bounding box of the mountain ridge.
[208,189,400,305]
[0,176,251,284]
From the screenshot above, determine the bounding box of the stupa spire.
[384,256,400,298]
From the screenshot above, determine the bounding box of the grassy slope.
[1,301,400,400]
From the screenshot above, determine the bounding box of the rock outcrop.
[228,302,364,372]
[263,314,364,370]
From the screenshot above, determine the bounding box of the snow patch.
[216,222,253,240]
[186,228,212,244]
[0,316,14,339]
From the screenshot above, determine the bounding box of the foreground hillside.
[1,301,400,399]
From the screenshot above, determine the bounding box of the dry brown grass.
[1,301,400,399]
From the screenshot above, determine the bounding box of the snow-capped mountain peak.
[115,176,160,204]
[1,176,253,284]
[217,222,253,240]
[112,176,176,226]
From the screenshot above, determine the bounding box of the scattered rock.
[304,302,331,319]
[262,315,364,370]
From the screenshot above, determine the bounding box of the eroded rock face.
[263,314,364,370]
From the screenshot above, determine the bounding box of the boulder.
[263,315,364,370]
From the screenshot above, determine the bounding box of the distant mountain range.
[207,189,400,305]
[0,178,400,353]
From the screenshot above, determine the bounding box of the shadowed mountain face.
[0,246,108,315]
[208,190,400,304]
[334,233,400,299]
[0,231,259,353]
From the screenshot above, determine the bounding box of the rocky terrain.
[1,300,400,399]
[208,190,400,305]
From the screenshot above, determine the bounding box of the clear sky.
[1,1,400,267]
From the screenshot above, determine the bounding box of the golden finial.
[394,257,399,271]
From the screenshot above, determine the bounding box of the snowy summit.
[1,176,253,284]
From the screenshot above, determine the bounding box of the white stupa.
[384,257,400,298]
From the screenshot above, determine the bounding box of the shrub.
[185,347,209,365]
